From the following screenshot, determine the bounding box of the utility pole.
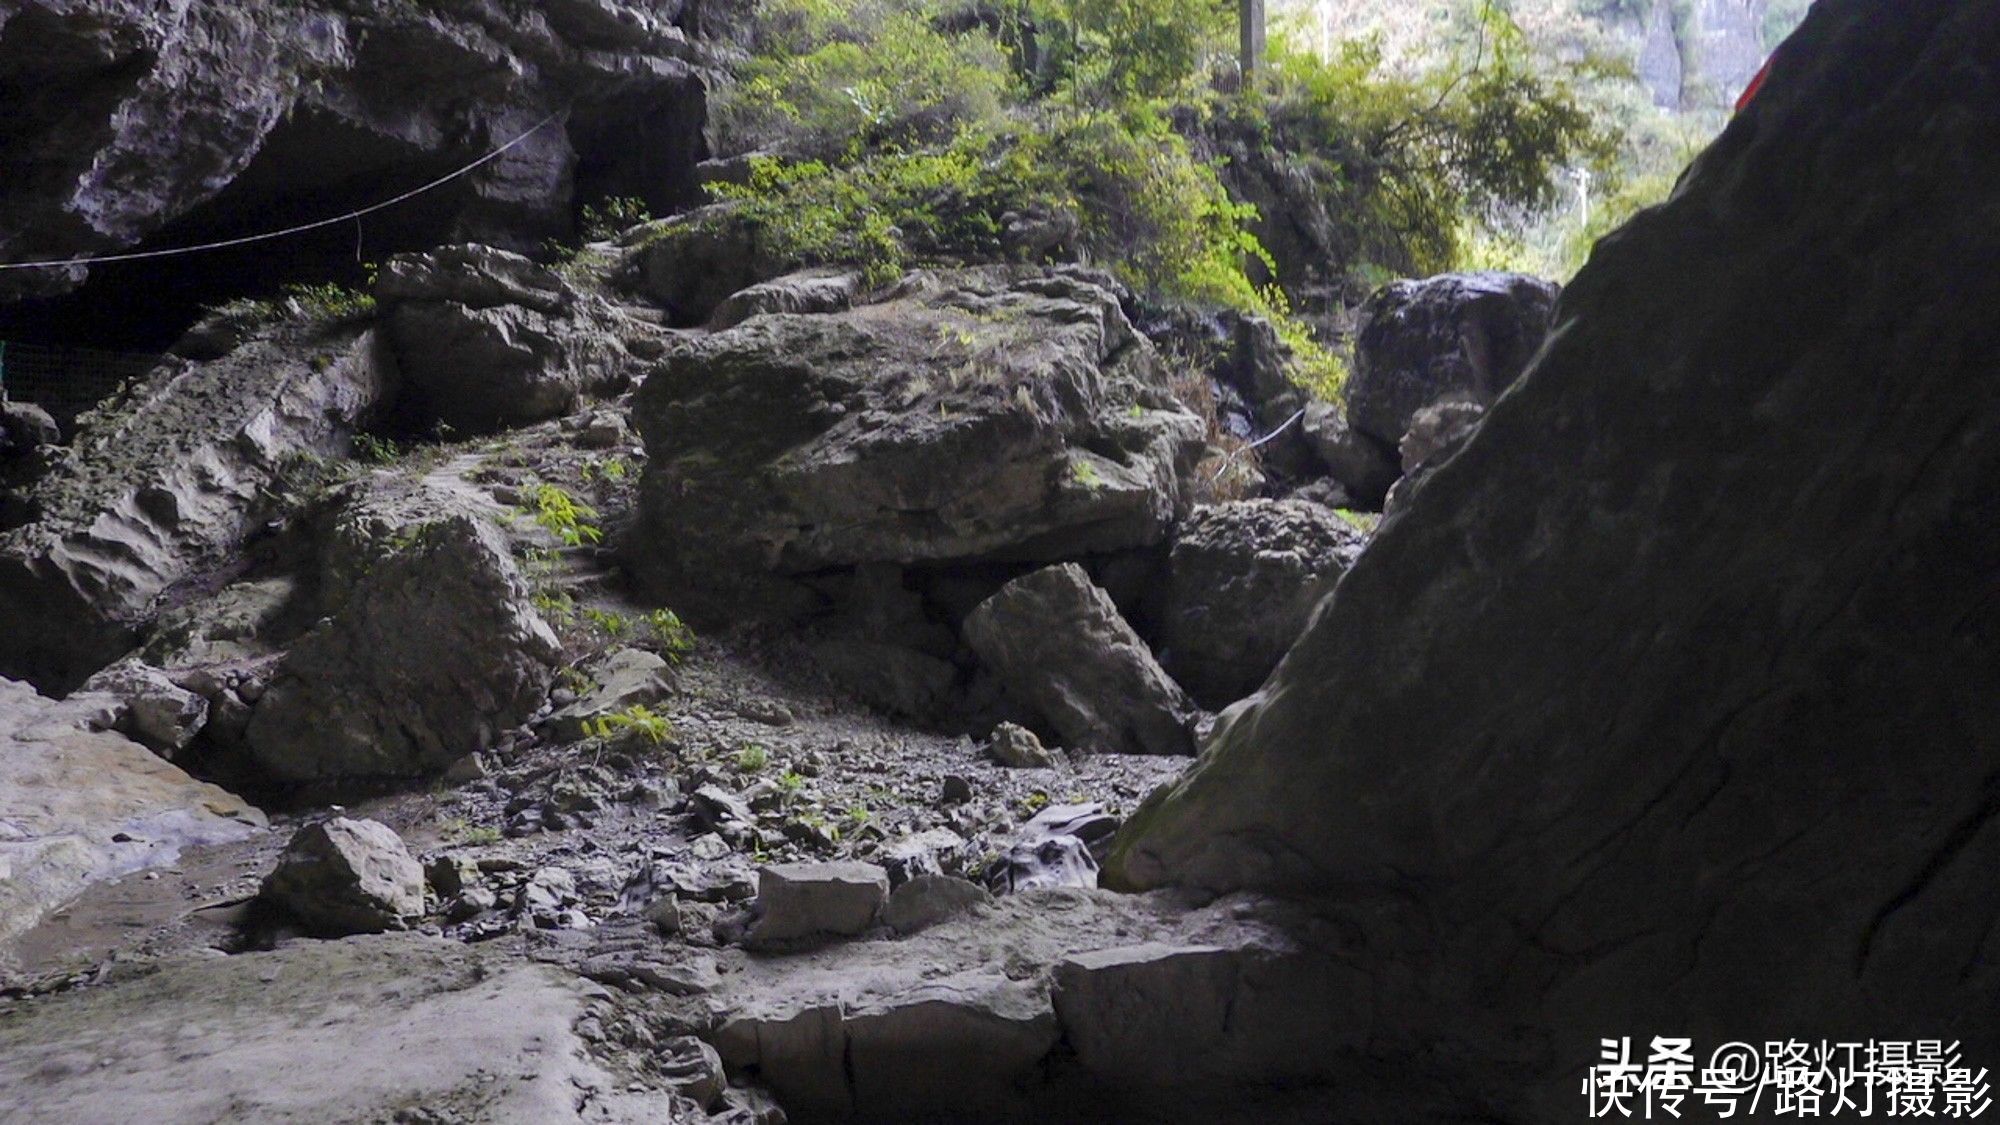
[1240,0,1266,80]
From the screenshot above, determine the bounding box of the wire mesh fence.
[0,340,165,431]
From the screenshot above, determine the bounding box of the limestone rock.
[709,268,861,330]
[1159,500,1367,708]
[0,676,266,963]
[1111,6,2000,1116]
[0,933,677,1122]
[884,874,993,936]
[384,302,580,432]
[75,658,209,758]
[0,2,708,304]
[542,647,675,742]
[1345,271,1558,451]
[985,721,1061,769]
[374,244,575,315]
[245,508,561,782]
[259,817,424,937]
[0,400,59,455]
[0,328,396,691]
[628,268,1204,616]
[747,861,889,946]
[986,803,1120,895]
[1301,398,1399,505]
[962,564,1197,757]
[713,971,1057,1119]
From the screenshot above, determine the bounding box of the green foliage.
[645,609,698,663]
[583,704,675,745]
[524,483,603,547]
[777,770,808,793]
[457,824,503,846]
[714,0,1014,160]
[1025,0,1233,103]
[283,279,377,322]
[352,433,402,465]
[579,197,653,242]
[736,744,771,773]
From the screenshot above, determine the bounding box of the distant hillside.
[1275,0,1811,112]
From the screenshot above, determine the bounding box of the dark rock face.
[0,0,710,304]
[1111,3,2000,1117]
[963,564,1197,758]
[627,267,1204,616]
[0,327,395,692]
[1159,500,1367,709]
[1346,271,1559,452]
[259,817,424,937]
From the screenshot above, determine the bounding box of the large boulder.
[1111,4,2000,1118]
[245,500,561,783]
[0,328,395,692]
[1344,271,1559,452]
[628,268,1205,615]
[962,564,1197,757]
[1158,500,1368,708]
[258,817,424,937]
[0,676,265,965]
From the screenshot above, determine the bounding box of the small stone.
[736,700,794,727]
[747,861,889,947]
[446,886,497,922]
[657,1036,726,1110]
[425,854,479,898]
[984,722,1062,769]
[940,775,974,805]
[645,896,683,937]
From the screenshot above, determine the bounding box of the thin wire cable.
[1209,407,1307,482]
[0,110,565,272]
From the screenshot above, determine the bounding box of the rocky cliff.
[1114,0,2000,1116]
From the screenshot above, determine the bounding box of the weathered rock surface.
[628,268,1205,615]
[0,1,709,302]
[0,934,676,1123]
[986,721,1061,769]
[884,874,993,935]
[542,647,675,742]
[0,676,264,964]
[245,497,561,782]
[709,267,861,330]
[259,816,424,936]
[987,803,1120,895]
[1345,270,1558,452]
[74,658,209,758]
[747,861,889,946]
[0,327,395,691]
[1113,4,2000,1117]
[1159,500,1367,708]
[963,564,1197,757]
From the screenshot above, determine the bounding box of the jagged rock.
[542,648,675,742]
[1346,271,1558,451]
[0,676,265,963]
[0,2,708,303]
[1397,397,1487,475]
[628,268,1204,616]
[884,874,993,936]
[962,564,1197,757]
[374,244,575,315]
[0,400,59,455]
[137,576,300,670]
[1159,500,1367,708]
[986,803,1118,894]
[689,785,756,842]
[712,971,1057,1119]
[879,827,968,887]
[622,203,786,326]
[747,861,889,946]
[0,328,396,692]
[0,933,678,1122]
[985,721,1062,769]
[1301,398,1400,506]
[709,268,861,329]
[658,1036,727,1111]
[1111,6,2000,1117]
[245,508,561,782]
[259,817,423,937]
[74,658,209,758]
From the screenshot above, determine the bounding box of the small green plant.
[1069,460,1106,489]
[459,824,503,846]
[583,607,634,639]
[524,483,603,547]
[736,744,771,774]
[777,770,807,794]
[579,196,654,242]
[584,704,675,745]
[844,804,873,825]
[645,609,697,663]
[352,433,402,465]
[532,589,579,627]
[283,280,377,322]
[581,456,632,485]
[1022,791,1051,814]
